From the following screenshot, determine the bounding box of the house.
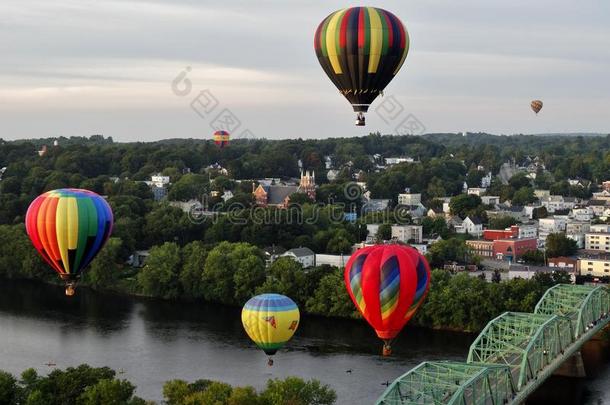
[458,216,483,237]
[538,216,568,244]
[493,238,538,262]
[565,221,591,248]
[128,250,150,268]
[385,157,414,165]
[315,254,350,267]
[427,208,444,218]
[326,170,339,182]
[481,196,500,206]
[534,190,551,199]
[518,223,538,239]
[467,188,487,196]
[578,257,610,278]
[540,195,577,213]
[591,190,610,202]
[548,257,577,271]
[483,226,519,241]
[466,240,494,258]
[263,246,286,264]
[447,216,464,231]
[587,200,610,217]
[603,181,610,192]
[403,204,427,219]
[253,171,316,208]
[481,172,493,188]
[488,206,525,221]
[363,199,391,213]
[0,166,6,181]
[282,247,316,268]
[585,232,610,253]
[398,193,421,206]
[221,190,234,202]
[570,206,593,222]
[391,225,423,244]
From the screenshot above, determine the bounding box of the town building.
[578,257,610,278]
[315,254,350,267]
[592,190,610,202]
[252,171,316,208]
[493,238,538,262]
[538,216,568,243]
[483,226,519,241]
[397,193,421,206]
[540,195,577,213]
[585,232,610,253]
[548,257,578,272]
[518,223,538,239]
[602,181,610,192]
[391,225,423,244]
[282,247,316,268]
[570,206,593,222]
[481,196,500,206]
[588,200,610,217]
[385,157,414,165]
[466,240,494,258]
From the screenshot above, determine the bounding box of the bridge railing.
[377,284,610,405]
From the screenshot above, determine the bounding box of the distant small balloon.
[213,130,230,148]
[531,100,543,115]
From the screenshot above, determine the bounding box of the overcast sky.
[1,0,609,141]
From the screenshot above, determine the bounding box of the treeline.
[0,364,336,405]
[0,224,571,332]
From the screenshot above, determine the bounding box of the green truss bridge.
[376,284,610,405]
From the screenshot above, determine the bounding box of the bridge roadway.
[376,284,610,405]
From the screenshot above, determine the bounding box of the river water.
[0,280,608,404]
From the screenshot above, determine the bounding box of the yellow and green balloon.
[241,294,300,364]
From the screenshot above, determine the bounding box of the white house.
[481,172,493,188]
[221,190,234,202]
[398,193,421,206]
[315,254,350,267]
[391,225,423,244]
[385,157,414,165]
[150,174,170,188]
[540,196,577,213]
[481,196,500,206]
[467,188,487,196]
[570,206,593,222]
[282,247,316,268]
[458,216,483,237]
[518,224,538,239]
[538,216,568,243]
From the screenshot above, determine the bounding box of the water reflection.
[0,279,607,404]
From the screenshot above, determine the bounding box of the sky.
[0,0,609,141]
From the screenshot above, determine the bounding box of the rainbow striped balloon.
[25,189,114,284]
[345,244,430,355]
[314,6,409,113]
[213,130,230,148]
[241,294,300,356]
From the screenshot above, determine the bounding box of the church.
[252,171,316,208]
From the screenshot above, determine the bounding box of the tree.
[137,242,182,299]
[426,238,470,268]
[488,216,518,230]
[256,257,307,306]
[167,173,209,201]
[0,371,19,405]
[449,194,482,219]
[202,242,265,305]
[261,377,336,405]
[545,233,578,258]
[511,187,536,205]
[376,223,392,241]
[532,206,548,220]
[78,379,145,405]
[306,267,355,318]
[491,270,502,283]
[179,241,208,299]
[521,250,545,265]
[83,238,123,290]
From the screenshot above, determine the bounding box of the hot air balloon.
[241,294,300,366]
[531,100,543,115]
[344,244,430,356]
[25,189,114,296]
[213,130,230,148]
[314,7,410,126]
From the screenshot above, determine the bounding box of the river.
[0,280,608,404]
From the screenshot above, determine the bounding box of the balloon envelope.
[531,100,543,114]
[344,244,430,343]
[213,130,230,148]
[25,189,114,281]
[314,7,409,114]
[241,294,300,355]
